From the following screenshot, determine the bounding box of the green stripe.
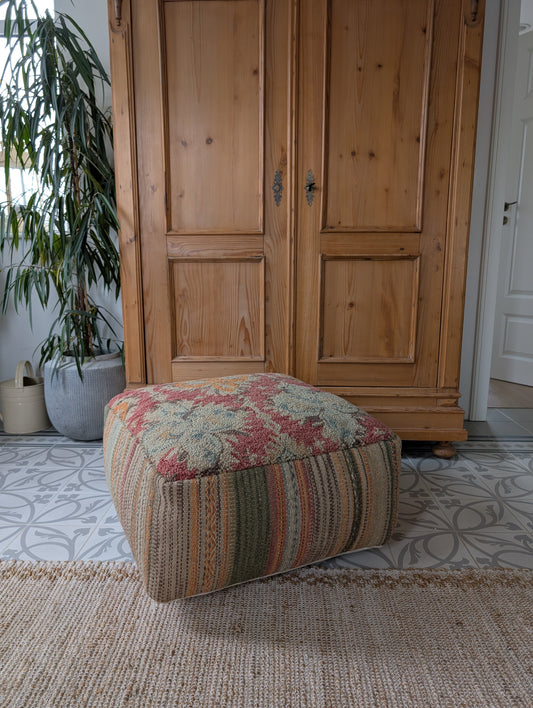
[229,467,270,586]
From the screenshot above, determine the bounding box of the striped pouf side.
[103,374,401,602]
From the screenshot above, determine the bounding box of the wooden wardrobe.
[108,0,485,454]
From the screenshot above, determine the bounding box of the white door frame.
[469,1,521,420]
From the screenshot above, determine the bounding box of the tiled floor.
[0,432,130,562]
[465,406,533,438]
[488,378,533,408]
[1,411,533,569]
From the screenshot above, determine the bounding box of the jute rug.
[0,562,531,707]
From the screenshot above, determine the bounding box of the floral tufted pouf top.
[106,373,394,481]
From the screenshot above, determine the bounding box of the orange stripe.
[217,475,231,589]
[330,452,353,556]
[294,459,312,567]
[354,447,373,549]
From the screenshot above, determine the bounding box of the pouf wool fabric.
[103,373,401,602]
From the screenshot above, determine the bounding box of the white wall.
[0,0,121,383]
[459,0,501,418]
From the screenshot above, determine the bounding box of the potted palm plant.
[0,0,124,440]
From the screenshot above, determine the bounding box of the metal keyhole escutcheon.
[305,170,316,206]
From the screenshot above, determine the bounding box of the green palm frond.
[0,0,121,377]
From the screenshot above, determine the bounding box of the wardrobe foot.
[432,442,457,459]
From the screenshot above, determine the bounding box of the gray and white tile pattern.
[0,433,133,562]
[1,411,533,568]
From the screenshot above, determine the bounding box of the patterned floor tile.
[468,464,533,533]
[76,525,134,562]
[1,465,82,493]
[388,531,476,569]
[325,530,475,570]
[322,546,396,570]
[29,493,114,526]
[394,494,451,537]
[435,496,525,533]
[100,506,120,525]
[461,531,533,569]
[510,453,533,474]
[396,456,432,492]
[0,524,97,561]
[0,525,24,553]
[407,453,488,478]
[33,445,103,470]
[60,465,110,494]
[457,449,528,475]
[414,474,525,532]
[2,425,533,567]
[0,489,57,525]
[0,446,55,467]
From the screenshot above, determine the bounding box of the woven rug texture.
[0,562,532,708]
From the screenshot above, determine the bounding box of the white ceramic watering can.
[0,361,50,434]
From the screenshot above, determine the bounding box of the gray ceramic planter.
[44,352,125,441]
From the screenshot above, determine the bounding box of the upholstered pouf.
[103,373,401,602]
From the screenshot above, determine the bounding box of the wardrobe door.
[295,0,462,390]
[122,0,293,384]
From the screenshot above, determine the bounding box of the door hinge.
[114,0,123,27]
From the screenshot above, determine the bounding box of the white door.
[491,29,533,386]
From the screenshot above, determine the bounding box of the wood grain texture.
[263,0,294,374]
[167,235,263,259]
[323,0,432,232]
[438,0,485,389]
[107,0,145,387]
[294,0,326,385]
[286,0,299,375]
[326,396,467,441]
[320,233,420,257]
[324,386,459,401]
[171,361,265,381]
[109,0,484,442]
[170,259,265,360]
[132,0,173,384]
[165,0,264,233]
[295,0,460,391]
[319,257,419,362]
[410,0,462,390]
[117,0,293,384]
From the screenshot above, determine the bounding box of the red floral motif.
[107,374,394,480]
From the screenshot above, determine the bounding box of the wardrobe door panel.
[126,0,292,383]
[320,257,419,362]
[296,0,460,389]
[324,0,430,232]
[170,259,265,360]
[165,1,263,234]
